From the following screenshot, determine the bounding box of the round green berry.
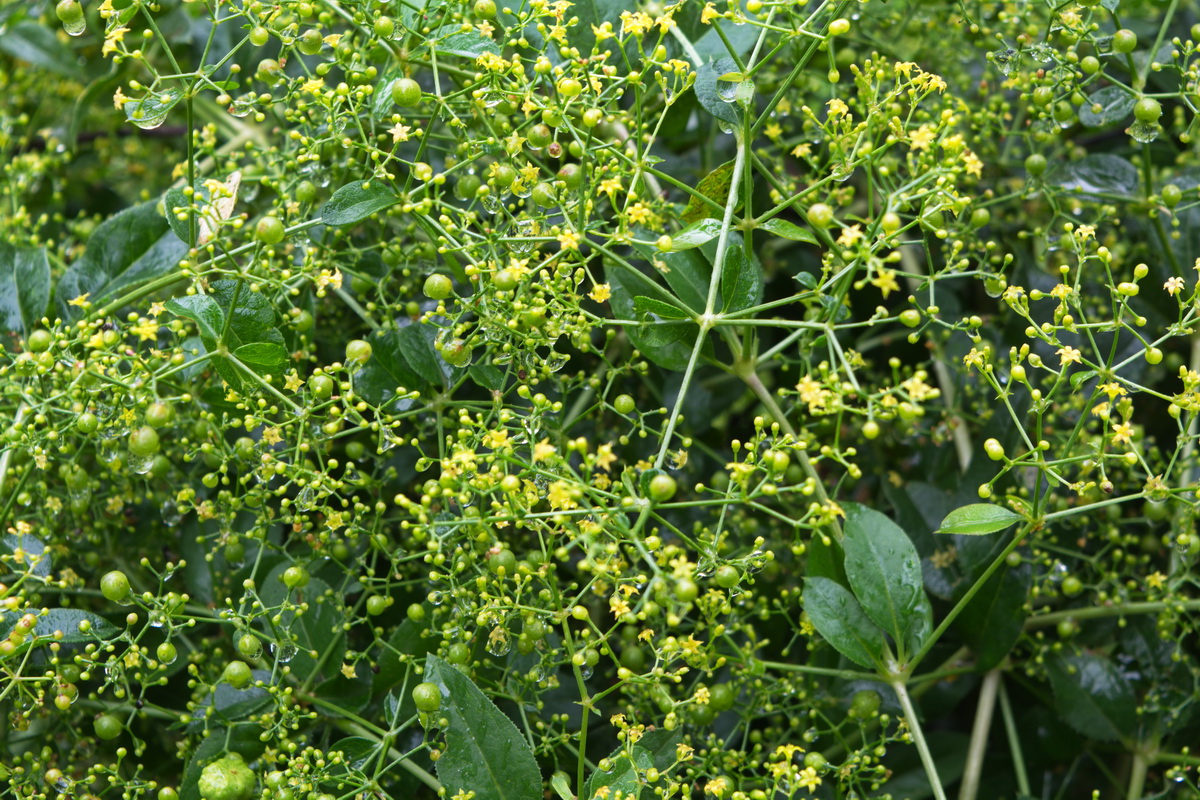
[1024,153,1047,177]
[614,394,636,414]
[488,548,517,577]
[1112,29,1137,53]
[345,339,373,365]
[101,570,131,603]
[807,203,834,227]
[647,473,677,502]
[281,565,310,589]
[222,661,253,689]
[129,426,161,457]
[255,216,285,245]
[94,713,123,740]
[423,274,454,300]
[412,681,442,712]
[714,565,740,589]
[392,78,422,107]
[1134,97,1162,123]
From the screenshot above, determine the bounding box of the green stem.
[892,679,947,800]
[957,669,1000,800]
[331,719,441,792]
[1023,599,1200,629]
[1127,747,1152,800]
[996,676,1031,797]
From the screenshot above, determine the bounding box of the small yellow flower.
[1164,276,1185,295]
[1056,345,1082,366]
[589,283,612,303]
[388,122,411,143]
[700,3,720,23]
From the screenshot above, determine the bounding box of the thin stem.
[997,677,1031,797]
[892,679,948,800]
[331,719,441,792]
[1127,747,1152,800]
[958,669,1001,800]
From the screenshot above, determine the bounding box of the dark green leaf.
[57,200,187,319]
[1051,154,1138,199]
[694,57,742,126]
[657,247,711,312]
[330,737,380,772]
[0,608,119,644]
[0,242,50,335]
[354,327,427,410]
[374,616,433,692]
[1078,86,1135,128]
[720,246,763,313]
[322,181,401,226]
[210,280,282,348]
[586,729,681,800]
[258,568,344,683]
[681,161,738,225]
[394,323,450,386]
[671,218,724,250]
[607,265,695,371]
[233,341,288,373]
[953,559,1030,670]
[424,654,542,800]
[166,294,225,344]
[803,577,889,670]
[633,295,691,319]
[760,218,818,244]
[842,503,932,660]
[1046,654,1136,743]
[468,363,506,391]
[434,31,500,58]
[0,21,85,80]
[0,532,50,577]
[936,503,1024,535]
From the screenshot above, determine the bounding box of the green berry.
[412,681,442,712]
[488,548,517,577]
[309,374,334,400]
[76,412,99,434]
[849,689,881,718]
[101,570,131,603]
[984,438,1006,461]
[1024,153,1047,177]
[446,642,470,664]
[647,473,677,502]
[474,0,497,18]
[222,660,253,689]
[94,713,123,740]
[374,16,394,38]
[714,565,740,589]
[297,29,323,55]
[26,329,53,353]
[899,309,921,328]
[249,26,270,47]
[255,216,285,245]
[614,394,636,414]
[1161,183,1183,207]
[237,633,262,658]
[807,203,835,227]
[281,565,310,589]
[1134,97,1162,123]
[129,426,160,457]
[145,401,175,428]
[1112,29,1137,53]
[157,642,178,664]
[674,577,698,603]
[424,274,454,300]
[56,0,83,24]
[366,596,390,616]
[392,78,422,107]
[345,339,373,365]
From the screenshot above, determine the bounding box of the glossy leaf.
[124,88,183,129]
[322,181,401,226]
[354,326,438,411]
[0,532,51,577]
[1051,154,1138,199]
[166,294,225,343]
[681,161,738,224]
[607,265,695,371]
[233,341,289,372]
[424,654,542,800]
[586,728,681,800]
[720,246,763,313]
[671,218,724,250]
[842,503,932,660]
[258,569,343,682]
[1078,86,1136,128]
[633,295,691,319]
[658,247,710,312]
[694,57,742,127]
[0,242,50,335]
[953,558,1031,670]
[0,608,119,644]
[1046,654,1136,743]
[434,31,501,58]
[57,200,188,319]
[760,217,818,244]
[803,577,889,670]
[936,503,1023,535]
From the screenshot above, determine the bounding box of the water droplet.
[482,91,503,108]
[579,665,594,679]
[271,642,298,663]
[428,590,444,606]
[160,501,182,526]
[62,17,86,36]
[1128,120,1160,143]
[295,486,317,511]
[718,82,738,104]
[130,452,155,475]
[546,351,569,372]
[486,627,511,656]
[1028,43,1055,63]
[717,120,734,135]
[228,98,254,118]
[481,194,502,213]
[512,179,532,199]
[990,48,1018,76]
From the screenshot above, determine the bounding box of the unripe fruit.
[56,0,84,24]
[255,216,285,245]
[157,642,178,664]
[237,633,263,659]
[76,412,99,434]
[1112,29,1137,53]
[101,570,132,602]
[222,661,253,689]
[714,565,740,589]
[412,681,442,711]
[489,548,517,576]
[862,420,880,440]
[145,401,175,428]
[374,16,394,38]
[614,394,636,414]
[1161,184,1183,207]
[309,374,334,400]
[1133,97,1161,123]
[647,474,677,502]
[674,577,698,603]
[828,18,850,36]
[345,339,373,365]
[392,78,422,107]
[474,0,497,17]
[423,274,454,300]
[281,565,310,589]
[807,203,834,227]
[984,438,1006,461]
[129,426,161,457]
[366,596,389,616]
[1025,154,1047,177]
[298,29,323,55]
[899,309,921,328]
[249,26,270,46]
[26,329,53,353]
[849,689,881,718]
[94,713,123,740]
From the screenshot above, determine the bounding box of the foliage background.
[2,0,1200,799]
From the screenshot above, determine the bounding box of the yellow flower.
[594,443,617,471]
[558,229,582,250]
[1056,345,1082,366]
[701,2,720,23]
[1164,276,1185,295]
[589,283,612,303]
[388,122,411,143]
[1111,421,1134,445]
[533,439,557,462]
[871,269,900,298]
[102,26,130,57]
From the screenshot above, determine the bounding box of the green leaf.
[322,181,401,226]
[374,615,433,692]
[434,30,501,58]
[1047,654,1136,743]
[1078,86,1135,128]
[671,218,724,250]
[585,728,681,800]
[953,558,1030,670]
[720,246,763,313]
[842,503,933,660]
[233,341,288,372]
[258,569,344,682]
[166,294,225,344]
[354,326,431,410]
[760,217,818,244]
[124,88,183,129]
[694,57,742,127]
[0,21,85,80]
[657,247,711,312]
[681,161,738,225]
[936,503,1024,535]
[424,654,542,800]
[1051,153,1138,199]
[607,265,695,371]
[0,608,119,644]
[633,295,691,319]
[57,200,187,319]
[0,532,51,578]
[0,242,50,335]
[803,577,889,670]
[393,323,451,386]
